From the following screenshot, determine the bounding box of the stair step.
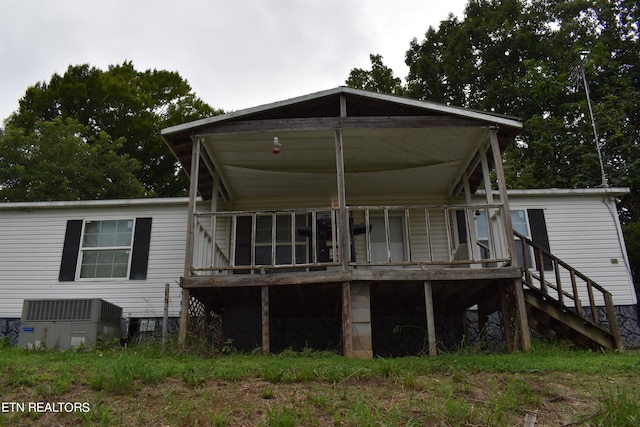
[524,290,615,350]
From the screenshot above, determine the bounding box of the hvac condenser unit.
[18,299,122,350]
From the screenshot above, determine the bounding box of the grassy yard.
[1,339,639,426]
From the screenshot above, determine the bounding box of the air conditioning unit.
[18,299,122,350]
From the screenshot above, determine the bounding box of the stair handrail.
[514,230,623,350]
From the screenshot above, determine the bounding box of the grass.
[0,341,639,426]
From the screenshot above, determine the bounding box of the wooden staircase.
[515,231,623,351]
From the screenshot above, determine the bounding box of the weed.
[593,386,640,426]
[262,386,275,399]
[264,405,296,427]
[210,411,232,426]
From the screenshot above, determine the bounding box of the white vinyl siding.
[507,194,636,305]
[0,199,188,318]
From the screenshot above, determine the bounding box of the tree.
[0,118,144,201]
[345,54,404,96]
[5,61,221,199]
[402,0,639,204]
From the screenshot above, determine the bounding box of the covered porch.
[161,87,530,357]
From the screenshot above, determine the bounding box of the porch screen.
[234,214,308,270]
[369,215,406,263]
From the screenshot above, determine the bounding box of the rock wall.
[2,305,638,352]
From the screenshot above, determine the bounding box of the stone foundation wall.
[0,318,20,345]
[464,304,640,351]
[2,304,638,352]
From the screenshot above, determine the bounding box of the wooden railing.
[346,204,509,267]
[189,203,510,274]
[193,216,230,275]
[515,230,622,349]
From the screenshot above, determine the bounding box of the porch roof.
[162,87,523,202]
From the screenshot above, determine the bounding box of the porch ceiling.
[162,87,523,202]
[202,126,490,200]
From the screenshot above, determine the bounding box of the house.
[158,87,637,356]
[0,87,637,355]
[0,192,637,351]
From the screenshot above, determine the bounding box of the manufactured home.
[0,192,637,352]
[1,87,638,355]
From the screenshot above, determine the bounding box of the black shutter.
[129,217,153,280]
[527,209,553,271]
[59,220,83,281]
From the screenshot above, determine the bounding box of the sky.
[0,0,468,124]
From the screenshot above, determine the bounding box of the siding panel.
[0,200,188,318]
[507,194,636,305]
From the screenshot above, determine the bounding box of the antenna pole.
[579,61,608,187]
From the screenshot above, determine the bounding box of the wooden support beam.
[261,286,270,355]
[192,116,481,136]
[335,129,350,268]
[180,266,522,288]
[424,281,438,356]
[499,280,515,353]
[184,137,201,277]
[489,129,531,352]
[342,282,353,358]
[178,287,190,348]
[179,137,201,348]
[513,278,532,352]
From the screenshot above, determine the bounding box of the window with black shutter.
[58,217,152,281]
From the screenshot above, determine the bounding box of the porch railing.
[189,204,511,275]
[515,230,622,348]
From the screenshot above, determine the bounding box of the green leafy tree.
[5,61,221,199]
[403,0,639,202]
[0,118,144,201]
[346,54,404,95]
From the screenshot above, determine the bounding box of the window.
[79,220,134,278]
[475,208,551,270]
[59,217,152,281]
[254,214,307,266]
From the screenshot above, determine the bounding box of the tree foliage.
[2,61,220,201]
[346,54,404,96]
[0,118,144,201]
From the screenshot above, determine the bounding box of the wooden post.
[342,282,353,358]
[489,129,531,352]
[604,293,624,351]
[424,281,437,356]
[335,129,350,268]
[179,137,202,347]
[261,286,270,355]
[499,280,515,352]
[210,172,221,269]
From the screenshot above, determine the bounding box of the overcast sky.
[0,0,468,123]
